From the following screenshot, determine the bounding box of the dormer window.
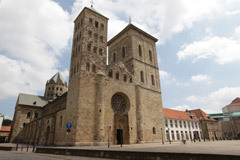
[33,101,36,105]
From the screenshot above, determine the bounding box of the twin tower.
[59,7,164,145]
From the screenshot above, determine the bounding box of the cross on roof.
[90,0,94,7]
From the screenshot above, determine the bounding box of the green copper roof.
[231,112,240,117]
[47,72,66,84]
[18,93,48,107]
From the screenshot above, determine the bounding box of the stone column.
[95,73,105,143]
[136,85,144,143]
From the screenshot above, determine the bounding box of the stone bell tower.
[63,6,108,145]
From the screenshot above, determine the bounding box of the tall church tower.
[64,7,108,145]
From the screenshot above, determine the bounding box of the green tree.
[2,119,12,126]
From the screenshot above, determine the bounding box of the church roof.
[108,24,158,46]
[18,93,48,107]
[47,72,66,85]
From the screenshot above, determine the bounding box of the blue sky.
[1,0,240,119]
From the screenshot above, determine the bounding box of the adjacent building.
[163,108,202,142]
[9,6,165,146]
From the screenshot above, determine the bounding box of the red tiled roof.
[163,108,198,121]
[188,109,215,121]
[0,126,11,132]
[228,97,240,106]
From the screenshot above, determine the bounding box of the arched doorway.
[111,93,130,144]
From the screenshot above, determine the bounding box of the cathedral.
[9,6,164,146]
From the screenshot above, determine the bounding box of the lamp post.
[161,128,164,145]
[107,126,111,148]
[168,128,171,144]
[16,125,23,151]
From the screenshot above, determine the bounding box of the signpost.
[66,123,72,155]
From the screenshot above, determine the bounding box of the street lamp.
[16,125,23,151]
[161,128,164,145]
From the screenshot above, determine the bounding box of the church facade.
[9,7,164,146]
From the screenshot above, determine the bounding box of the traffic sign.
[67,128,71,132]
[66,123,72,129]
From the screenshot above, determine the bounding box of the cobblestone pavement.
[0,151,111,160]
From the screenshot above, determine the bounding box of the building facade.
[163,108,202,142]
[9,6,165,146]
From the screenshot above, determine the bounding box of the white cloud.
[70,0,239,44]
[191,74,211,83]
[185,87,240,113]
[171,105,191,111]
[177,26,240,64]
[159,70,171,80]
[226,10,240,15]
[0,0,71,99]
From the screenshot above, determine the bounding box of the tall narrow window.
[139,45,142,57]
[89,18,93,25]
[153,127,156,134]
[60,116,62,127]
[34,113,38,119]
[151,75,155,86]
[122,47,126,58]
[108,70,113,77]
[87,43,91,52]
[149,50,152,62]
[88,30,92,37]
[113,53,116,62]
[129,77,132,83]
[99,48,103,55]
[140,71,144,82]
[92,64,96,73]
[116,72,119,80]
[93,46,97,53]
[27,112,31,118]
[86,62,90,71]
[94,33,98,41]
[101,23,104,30]
[95,21,99,28]
[123,75,127,82]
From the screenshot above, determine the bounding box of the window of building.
[116,72,119,80]
[195,122,198,129]
[56,87,59,91]
[149,50,152,62]
[99,48,103,55]
[27,112,31,118]
[95,21,98,28]
[88,30,92,37]
[55,93,58,97]
[52,87,54,90]
[89,18,93,24]
[183,121,186,128]
[175,120,178,128]
[170,120,173,127]
[48,87,51,90]
[101,23,104,30]
[34,113,38,119]
[86,62,90,71]
[23,123,26,127]
[151,75,155,86]
[100,36,103,42]
[60,88,62,91]
[179,121,182,128]
[92,64,96,73]
[108,70,112,77]
[176,131,180,140]
[93,46,97,53]
[122,47,125,58]
[188,121,190,128]
[87,43,91,52]
[165,119,168,127]
[192,122,194,129]
[138,45,142,57]
[123,75,127,82]
[171,131,175,140]
[113,53,116,62]
[153,127,156,134]
[140,71,144,82]
[185,131,189,140]
[129,77,132,83]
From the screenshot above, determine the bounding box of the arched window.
[138,45,142,57]
[99,48,103,55]
[153,127,156,134]
[113,53,116,62]
[151,75,155,86]
[87,43,91,51]
[23,123,26,127]
[88,30,92,37]
[89,18,93,24]
[86,62,90,71]
[149,50,152,62]
[27,112,31,118]
[140,71,144,82]
[116,72,119,80]
[129,77,132,83]
[100,36,103,42]
[122,47,125,58]
[59,116,62,127]
[108,70,113,77]
[123,75,127,82]
[34,113,38,119]
[92,64,96,73]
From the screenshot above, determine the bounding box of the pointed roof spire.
[47,72,66,85]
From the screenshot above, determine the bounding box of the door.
[116,129,123,144]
